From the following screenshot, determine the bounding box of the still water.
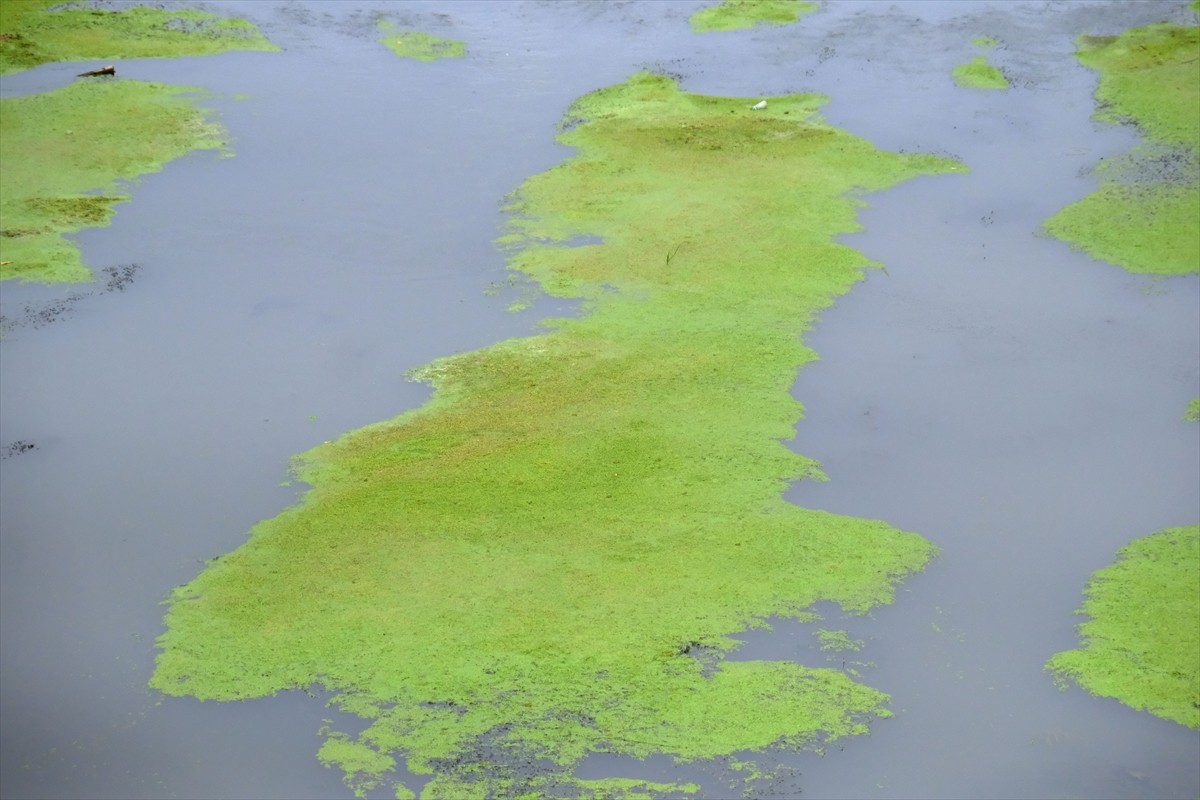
[1,2,1197,798]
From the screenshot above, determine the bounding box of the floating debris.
[1,440,38,460]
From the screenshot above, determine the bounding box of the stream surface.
[1,2,1197,798]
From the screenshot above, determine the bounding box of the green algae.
[150,72,961,798]
[1043,182,1198,275]
[953,36,1009,89]
[1047,526,1200,729]
[0,0,277,76]
[0,79,225,283]
[1043,22,1200,275]
[689,0,817,33]
[1187,398,1200,422]
[952,56,1009,90]
[378,22,465,62]
[816,629,864,652]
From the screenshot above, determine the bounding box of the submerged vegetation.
[0,80,225,283]
[151,73,961,798]
[0,0,276,75]
[377,22,466,61]
[1047,526,1200,730]
[1044,22,1200,274]
[690,0,817,33]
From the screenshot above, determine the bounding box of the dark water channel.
[1,2,1197,798]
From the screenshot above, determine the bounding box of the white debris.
[752,100,768,110]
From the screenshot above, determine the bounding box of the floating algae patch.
[952,56,1009,89]
[816,629,864,653]
[150,72,961,798]
[0,0,276,75]
[1188,398,1200,422]
[1047,526,1200,730]
[378,21,465,62]
[0,79,225,283]
[1044,22,1200,275]
[953,37,1009,90]
[689,0,816,33]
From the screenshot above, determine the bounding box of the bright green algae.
[689,0,817,33]
[0,0,272,283]
[1187,398,1200,422]
[151,73,961,798]
[1047,526,1200,729]
[953,38,1009,90]
[1044,23,1200,275]
[377,22,465,61]
[0,0,277,76]
[0,80,224,283]
[952,56,1009,90]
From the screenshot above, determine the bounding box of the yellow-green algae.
[1043,22,1200,275]
[0,80,225,283]
[0,0,277,76]
[953,36,1009,90]
[1187,398,1200,422]
[816,629,864,652]
[689,0,817,33]
[1047,526,1200,729]
[150,73,961,798]
[952,56,1009,89]
[378,22,465,62]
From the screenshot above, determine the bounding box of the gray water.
[1,2,1197,798]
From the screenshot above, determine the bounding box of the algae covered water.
[1,2,1197,798]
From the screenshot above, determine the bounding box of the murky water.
[2,2,1197,798]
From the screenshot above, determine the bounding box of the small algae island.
[952,37,1010,90]
[377,22,465,62]
[150,73,962,798]
[0,0,276,283]
[690,0,817,33]
[1048,526,1200,730]
[1043,20,1200,275]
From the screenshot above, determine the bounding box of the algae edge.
[150,73,962,799]
[0,0,278,76]
[0,80,226,284]
[1043,22,1200,275]
[377,21,466,61]
[690,0,817,33]
[1047,525,1200,730]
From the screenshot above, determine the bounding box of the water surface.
[1,2,1197,798]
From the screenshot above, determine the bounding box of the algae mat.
[1043,21,1200,275]
[1048,525,1200,730]
[0,0,274,283]
[150,73,961,798]
[0,0,277,76]
[0,80,226,283]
